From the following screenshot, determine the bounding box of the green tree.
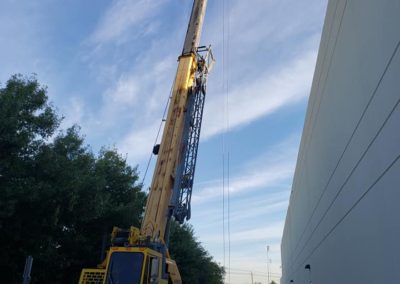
[169,222,225,284]
[0,74,224,283]
[0,74,61,282]
[0,75,145,283]
[28,129,146,283]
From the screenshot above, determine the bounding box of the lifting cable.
[140,77,176,188]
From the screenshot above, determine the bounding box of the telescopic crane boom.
[78,1,214,283]
[141,0,208,241]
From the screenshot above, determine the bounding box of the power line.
[221,0,226,275]
[224,1,231,283]
[228,268,282,277]
[226,0,231,283]
[221,0,232,282]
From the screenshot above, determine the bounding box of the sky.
[0,0,328,283]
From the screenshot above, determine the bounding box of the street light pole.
[22,255,33,284]
[267,245,270,284]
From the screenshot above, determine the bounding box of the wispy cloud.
[190,134,300,279]
[104,46,315,167]
[193,163,292,204]
[104,75,140,105]
[118,120,160,163]
[230,221,284,242]
[107,57,175,162]
[193,187,290,225]
[193,135,299,204]
[73,0,320,170]
[203,221,284,244]
[202,50,317,139]
[90,0,167,44]
[99,56,174,118]
[60,97,85,128]
[75,55,175,161]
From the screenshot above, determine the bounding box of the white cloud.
[193,163,292,204]
[117,120,161,162]
[193,135,299,204]
[189,135,300,281]
[76,0,321,172]
[104,75,140,105]
[193,191,290,231]
[227,199,288,223]
[203,221,284,244]
[90,0,167,44]
[230,221,284,242]
[60,97,85,128]
[74,54,175,152]
[202,50,317,139]
[88,56,175,164]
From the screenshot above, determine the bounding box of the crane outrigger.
[78,1,214,283]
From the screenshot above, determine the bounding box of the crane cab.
[104,247,167,284]
[79,247,179,284]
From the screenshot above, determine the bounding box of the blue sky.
[0,0,328,283]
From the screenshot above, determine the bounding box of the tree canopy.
[0,75,223,283]
[169,222,224,284]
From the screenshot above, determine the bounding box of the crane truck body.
[78,1,214,283]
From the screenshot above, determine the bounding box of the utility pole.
[22,256,33,284]
[267,245,270,284]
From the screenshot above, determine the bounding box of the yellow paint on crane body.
[141,54,196,242]
[79,246,181,284]
[77,50,196,284]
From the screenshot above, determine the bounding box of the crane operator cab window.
[105,252,144,284]
[143,256,160,284]
[149,257,159,284]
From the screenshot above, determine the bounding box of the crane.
[78,0,214,283]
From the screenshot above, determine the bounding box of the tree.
[29,130,146,283]
[0,74,61,282]
[0,74,224,283]
[0,75,145,283]
[169,222,225,284]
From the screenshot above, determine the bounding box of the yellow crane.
[78,0,214,283]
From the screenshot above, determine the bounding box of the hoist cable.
[140,79,175,188]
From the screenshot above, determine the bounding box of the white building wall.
[281,0,400,283]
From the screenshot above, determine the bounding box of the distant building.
[281,0,400,283]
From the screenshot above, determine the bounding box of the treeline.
[0,75,224,283]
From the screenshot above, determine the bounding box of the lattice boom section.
[78,268,106,284]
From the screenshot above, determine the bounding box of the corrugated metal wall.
[281,0,400,283]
